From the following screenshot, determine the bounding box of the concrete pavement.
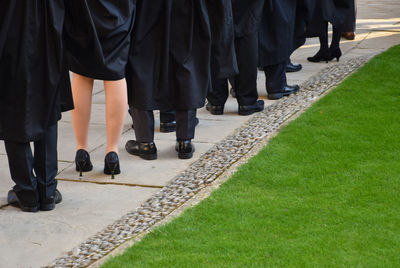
[0,1,399,267]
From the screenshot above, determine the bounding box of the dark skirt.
[64,0,136,80]
[0,0,73,143]
[126,0,237,111]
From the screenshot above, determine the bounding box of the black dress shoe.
[125,140,157,160]
[104,152,121,179]
[286,61,302,73]
[75,149,93,177]
[268,85,300,100]
[7,190,39,213]
[160,121,176,133]
[175,140,195,159]
[40,189,63,211]
[206,102,224,115]
[238,100,264,116]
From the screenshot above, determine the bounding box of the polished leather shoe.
[7,190,39,212]
[175,140,195,159]
[238,100,264,116]
[268,85,300,100]
[160,121,176,133]
[40,189,63,211]
[342,32,355,40]
[206,102,224,115]
[125,140,157,160]
[286,61,302,73]
[104,152,121,180]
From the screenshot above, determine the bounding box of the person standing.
[342,0,357,40]
[259,0,301,100]
[125,0,237,160]
[307,0,352,62]
[206,0,265,116]
[64,1,136,178]
[0,0,73,212]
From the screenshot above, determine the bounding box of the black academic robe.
[0,0,73,143]
[258,0,298,67]
[307,0,352,37]
[64,0,136,80]
[231,0,264,38]
[126,0,237,111]
[343,0,356,32]
[293,0,315,52]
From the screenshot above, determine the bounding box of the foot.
[238,100,264,116]
[40,189,63,211]
[125,140,157,160]
[75,149,93,177]
[104,152,121,179]
[342,32,355,40]
[230,87,236,98]
[206,102,224,115]
[286,61,302,73]
[7,190,39,212]
[328,47,342,62]
[268,85,300,100]
[307,49,330,63]
[175,140,195,159]
[160,121,176,133]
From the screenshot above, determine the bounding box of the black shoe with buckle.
[125,140,157,160]
[286,61,302,73]
[175,140,195,159]
[160,121,176,133]
[268,85,300,100]
[238,100,264,116]
[7,190,39,213]
[206,102,224,115]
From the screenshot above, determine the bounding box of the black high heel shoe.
[328,47,342,62]
[75,149,93,177]
[307,49,331,63]
[104,152,120,179]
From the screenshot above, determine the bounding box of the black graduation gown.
[64,0,136,80]
[293,0,315,52]
[258,0,298,67]
[307,0,352,37]
[343,0,356,32]
[231,0,264,38]
[0,0,73,143]
[126,0,237,111]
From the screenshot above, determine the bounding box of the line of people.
[0,0,355,212]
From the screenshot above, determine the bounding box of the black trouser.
[263,61,287,94]
[130,108,196,142]
[4,123,58,207]
[208,33,259,106]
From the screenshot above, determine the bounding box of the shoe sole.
[238,108,263,116]
[178,152,193,159]
[206,106,224,115]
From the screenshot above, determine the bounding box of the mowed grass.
[103,46,400,267]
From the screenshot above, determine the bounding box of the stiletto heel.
[104,152,120,179]
[75,149,93,177]
[329,47,342,62]
[307,49,331,63]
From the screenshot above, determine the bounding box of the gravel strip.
[46,55,372,268]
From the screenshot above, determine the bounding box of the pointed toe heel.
[75,149,93,177]
[104,152,120,179]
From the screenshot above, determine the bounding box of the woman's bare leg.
[104,79,128,154]
[71,73,94,151]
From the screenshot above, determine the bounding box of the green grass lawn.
[103,46,400,267]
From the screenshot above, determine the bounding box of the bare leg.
[104,79,128,154]
[71,73,94,151]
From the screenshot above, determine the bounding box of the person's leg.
[104,79,128,154]
[5,140,39,212]
[307,22,330,62]
[234,33,259,106]
[265,62,299,100]
[70,73,94,151]
[126,108,157,160]
[329,25,343,61]
[33,123,59,210]
[175,109,196,159]
[160,110,177,133]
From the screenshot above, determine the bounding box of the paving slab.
[1,1,400,267]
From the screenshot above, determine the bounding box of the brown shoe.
[342,32,355,40]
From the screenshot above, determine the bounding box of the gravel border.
[46,55,372,268]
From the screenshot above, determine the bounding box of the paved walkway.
[1,1,399,267]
